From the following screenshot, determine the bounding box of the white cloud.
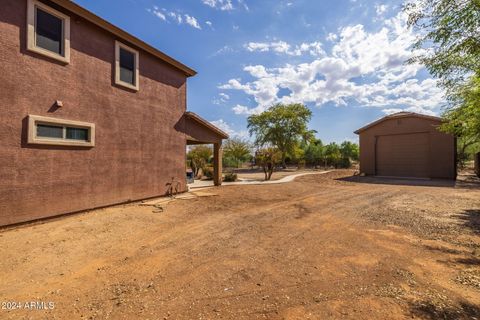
[375,4,388,15]
[221,12,444,116]
[244,65,270,78]
[213,93,231,105]
[211,45,235,57]
[238,0,249,10]
[232,104,266,115]
[202,0,248,11]
[168,11,183,24]
[326,33,338,42]
[148,7,202,30]
[245,41,325,57]
[202,0,234,10]
[148,6,166,21]
[382,106,436,116]
[185,14,201,29]
[210,119,249,138]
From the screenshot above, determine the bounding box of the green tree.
[303,139,324,167]
[255,148,282,181]
[441,75,480,139]
[405,0,480,153]
[324,143,342,168]
[223,138,252,168]
[301,129,318,145]
[340,141,359,161]
[441,75,480,167]
[247,103,313,168]
[405,0,480,89]
[187,145,212,177]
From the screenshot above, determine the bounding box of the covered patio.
[184,112,229,186]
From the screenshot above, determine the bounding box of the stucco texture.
[0,0,189,226]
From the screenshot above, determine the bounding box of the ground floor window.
[28,115,95,147]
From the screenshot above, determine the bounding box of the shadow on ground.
[456,209,480,235]
[456,173,480,189]
[409,300,480,319]
[336,172,480,189]
[336,175,456,188]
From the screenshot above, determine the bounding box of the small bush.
[338,157,352,169]
[203,166,214,180]
[223,156,238,169]
[224,172,238,182]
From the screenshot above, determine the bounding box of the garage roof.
[49,0,196,77]
[354,112,442,134]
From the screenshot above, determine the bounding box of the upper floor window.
[115,41,139,91]
[27,0,71,63]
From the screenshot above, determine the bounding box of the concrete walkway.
[189,171,331,189]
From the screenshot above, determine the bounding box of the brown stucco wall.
[357,116,456,179]
[0,0,189,226]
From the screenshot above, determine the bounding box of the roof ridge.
[355,112,442,134]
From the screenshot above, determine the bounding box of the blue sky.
[74,0,444,143]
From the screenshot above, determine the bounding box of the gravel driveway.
[1,170,479,319]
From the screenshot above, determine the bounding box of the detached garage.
[355,112,456,180]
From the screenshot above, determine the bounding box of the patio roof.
[184,112,229,144]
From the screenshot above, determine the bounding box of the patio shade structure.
[183,112,229,186]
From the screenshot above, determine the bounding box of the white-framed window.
[28,115,95,147]
[115,40,139,91]
[27,0,71,63]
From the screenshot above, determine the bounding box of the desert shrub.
[223,172,238,182]
[338,157,352,169]
[187,145,213,177]
[222,156,238,169]
[203,166,214,180]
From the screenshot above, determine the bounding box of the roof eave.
[354,112,442,134]
[185,112,229,139]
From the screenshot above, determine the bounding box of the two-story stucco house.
[0,0,228,226]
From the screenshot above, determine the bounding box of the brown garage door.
[376,133,429,178]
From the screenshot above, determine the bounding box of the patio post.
[213,142,223,186]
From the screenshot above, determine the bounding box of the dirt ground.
[1,170,480,319]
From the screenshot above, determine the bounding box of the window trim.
[28,115,95,147]
[115,40,139,91]
[27,0,71,64]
